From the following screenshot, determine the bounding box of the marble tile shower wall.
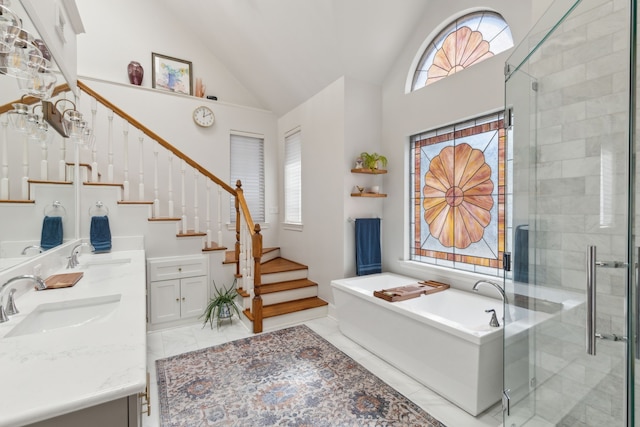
[521,0,629,425]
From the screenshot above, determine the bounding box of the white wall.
[379,0,540,286]
[74,0,262,109]
[277,77,346,303]
[343,77,383,277]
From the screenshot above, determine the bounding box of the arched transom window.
[411,11,513,91]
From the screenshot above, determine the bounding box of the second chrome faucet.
[67,242,95,269]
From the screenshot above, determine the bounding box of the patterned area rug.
[156,324,446,426]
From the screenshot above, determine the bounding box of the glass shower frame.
[504,0,636,425]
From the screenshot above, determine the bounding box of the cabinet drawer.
[148,256,207,281]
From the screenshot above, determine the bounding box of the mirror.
[0,0,77,270]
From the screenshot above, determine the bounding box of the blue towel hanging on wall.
[355,218,381,276]
[90,215,112,253]
[40,216,63,250]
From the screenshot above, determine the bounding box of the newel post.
[252,224,263,333]
[234,180,242,278]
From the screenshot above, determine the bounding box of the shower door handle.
[636,249,640,360]
[586,246,597,356]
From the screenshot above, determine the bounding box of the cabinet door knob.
[178,267,182,272]
[182,297,186,301]
[175,298,179,302]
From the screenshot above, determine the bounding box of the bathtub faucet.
[473,280,511,323]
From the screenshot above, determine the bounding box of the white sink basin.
[5,294,121,338]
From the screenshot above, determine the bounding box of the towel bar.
[43,201,66,218]
[89,201,109,216]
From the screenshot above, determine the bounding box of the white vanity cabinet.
[148,255,209,327]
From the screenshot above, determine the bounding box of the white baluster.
[107,109,114,182]
[1,117,9,199]
[40,142,48,180]
[206,180,212,247]
[167,155,174,217]
[153,146,159,218]
[217,185,222,246]
[138,133,144,199]
[181,160,187,234]
[245,219,253,289]
[122,121,130,200]
[21,134,28,199]
[239,219,246,288]
[90,97,98,182]
[193,171,199,233]
[58,136,66,181]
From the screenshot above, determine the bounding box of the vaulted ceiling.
[159,0,432,115]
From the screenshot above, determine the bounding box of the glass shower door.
[504,0,633,425]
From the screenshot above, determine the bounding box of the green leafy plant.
[360,152,388,170]
[201,278,241,329]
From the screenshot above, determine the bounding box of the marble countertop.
[0,250,147,427]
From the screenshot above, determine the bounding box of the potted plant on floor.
[360,152,388,170]
[201,279,240,329]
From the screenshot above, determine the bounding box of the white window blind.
[284,129,302,224]
[230,133,265,223]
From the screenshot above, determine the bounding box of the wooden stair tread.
[148,217,181,221]
[261,257,308,274]
[237,287,250,298]
[242,297,328,321]
[66,162,96,170]
[224,251,237,264]
[118,200,154,205]
[0,199,35,204]
[177,230,206,237]
[83,182,123,188]
[203,242,227,251]
[262,297,328,318]
[223,247,279,264]
[27,179,72,185]
[263,247,279,255]
[260,279,317,294]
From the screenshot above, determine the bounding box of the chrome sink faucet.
[67,242,94,269]
[0,275,47,323]
[21,245,43,255]
[473,280,511,323]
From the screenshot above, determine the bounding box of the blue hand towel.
[40,215,63,250]
[90,215,112,253]
[355,218,382,276]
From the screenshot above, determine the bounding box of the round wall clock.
[193,105,215,127]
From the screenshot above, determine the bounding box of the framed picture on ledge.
[151,52,193,95]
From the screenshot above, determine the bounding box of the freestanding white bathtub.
[331,272,503,416]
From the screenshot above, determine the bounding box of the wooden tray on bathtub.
[374,280,449,302]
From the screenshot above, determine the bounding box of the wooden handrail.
[0,83,70,115]
[77,80,237,196]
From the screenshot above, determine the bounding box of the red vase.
[127,61,143,85]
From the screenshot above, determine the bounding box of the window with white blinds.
[284,129,302,224]
[230,133,265,223]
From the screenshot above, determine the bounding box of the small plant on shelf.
[360,152,388,170]
[201,278,240,329]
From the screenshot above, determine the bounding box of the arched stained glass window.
[411,11,513,91]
